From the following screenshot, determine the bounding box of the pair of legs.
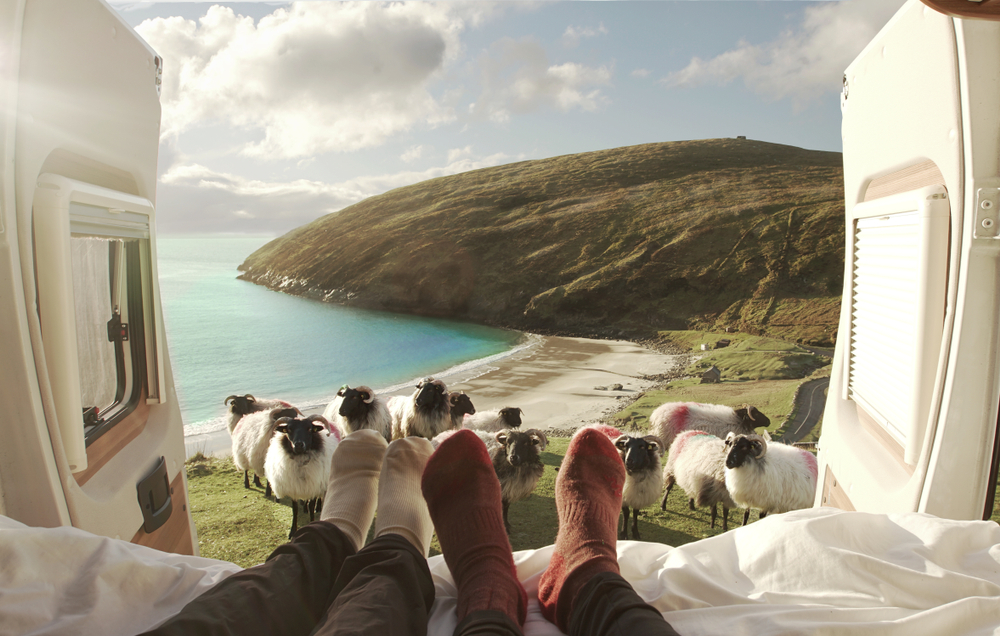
[143,428,679,636]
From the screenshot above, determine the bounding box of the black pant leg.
[567,571,682,636]
[310,534,436,636]
[453,610,524,636]
[141,520,356,636]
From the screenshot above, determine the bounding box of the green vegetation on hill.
[238,139,845,346]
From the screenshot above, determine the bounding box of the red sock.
[537,427,625,631]
[421,429,527,626]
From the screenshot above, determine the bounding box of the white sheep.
[224,394,294,435]
[388,378,452,440]
[724,431,818,525]
[232,404,301,497]
[614,433,665,540]
[661,429,737,531]
[322,385,392,441]
[650,401,771,450]
[488,428,548,533]
[462,406,523,433]
[264,414,340,538]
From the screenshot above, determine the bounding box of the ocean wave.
[182,332,544,436]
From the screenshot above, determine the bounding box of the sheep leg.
[723,506,730,532]
[502,500,512,534]
[618,506,629,540]
[660,482,674,511]
[710,503,718,529]
[253,474,264,489]
[243,470,250,489]
[742,509,751,526]
[759,511,767,520]
[631,508,641,541]
[688,497,695,511]
[265,481,272,499]
[288,499,300,539]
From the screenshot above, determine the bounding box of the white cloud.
[562,23,607,48]
[472,37,612,123]
[663,0,906,108]
[137,3,471,159]
[631,68,650,79]
[155,150,518,234]
[401,145,426,163]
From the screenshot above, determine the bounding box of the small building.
[700,365,722,384]
[715,339,731,349]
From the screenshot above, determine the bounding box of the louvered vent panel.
[846,188,949,465]
[849,212,920,443]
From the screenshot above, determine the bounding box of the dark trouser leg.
[311,533,436,636]
[567,571,682,636]
[452,610,524,636]
[141,521,356,636]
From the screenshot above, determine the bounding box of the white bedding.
[3,508,999,635]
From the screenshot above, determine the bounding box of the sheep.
[614,434,665,540]
[463,407,524,433]
[264,414,339,539]
[724,431,818,526]
[223,394,294,435]
[448,391,476,429]
[488,428,548,533]
[661,430,737,531]
[232,405,301,497]
[388,377,452,440]
[650,401,771,450]
[322,385,392,441]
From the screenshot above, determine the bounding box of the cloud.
[401,145,426,162]
[471,37,612,123]
[631,68,650,79]
[663,0,906,107]
[155,151,518,234]
[562,23,607,48]
[136,3,472,159]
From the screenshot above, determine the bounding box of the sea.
[156,236,530,437]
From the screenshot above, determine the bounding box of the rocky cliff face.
[238,138,845,346]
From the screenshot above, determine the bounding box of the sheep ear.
[337,385,348,397]
[274,418,292,433]
[245,395,255,403]
[614,435,628,450]
[643,435,664,453]
[725,432,736,445]
[495,431,508,446]
[225,395,237,405]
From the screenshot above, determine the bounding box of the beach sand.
[184,335,683,458]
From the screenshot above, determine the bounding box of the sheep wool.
[650,401,771,450]
[724,433,818,515]
[663,430,736,529]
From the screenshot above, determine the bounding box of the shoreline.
[184,334,684,458]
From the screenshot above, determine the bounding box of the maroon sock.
[537,427,625,631]
[421,429,527,626]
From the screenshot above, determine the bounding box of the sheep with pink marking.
[650,401,771,451]
[723,431,818,525]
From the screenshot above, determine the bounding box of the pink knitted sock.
[537,427,625,631]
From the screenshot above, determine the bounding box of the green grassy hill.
[238,138,845,346]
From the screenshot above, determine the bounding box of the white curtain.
[71,237,120,412]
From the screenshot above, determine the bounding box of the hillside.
[238,138,845,346]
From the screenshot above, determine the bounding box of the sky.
[108,0,909,236]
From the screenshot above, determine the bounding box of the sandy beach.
[184,335,683,458]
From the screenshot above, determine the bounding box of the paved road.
[779,376,830,444]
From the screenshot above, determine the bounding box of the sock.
[421,429,527,626]
[537,427,625,631]
[319,429,387,551]
[374,437,435,556]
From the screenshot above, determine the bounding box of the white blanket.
[3,508,999,635]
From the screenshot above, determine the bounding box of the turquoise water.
[156,236,524,435]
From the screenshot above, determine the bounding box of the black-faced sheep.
[264,414,339,539]
[388,378,452,440]
[224,394,294,435]
[650,401,771,450]
[463,407,524,433]
[232,405,301,497]
[448,391,476,429]
[490,428,547,533]
[322,385,392,441]
[724,432,818,526]
[661,430,737,531]
[614,434,665,540]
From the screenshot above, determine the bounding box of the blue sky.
[108,1,908,235]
